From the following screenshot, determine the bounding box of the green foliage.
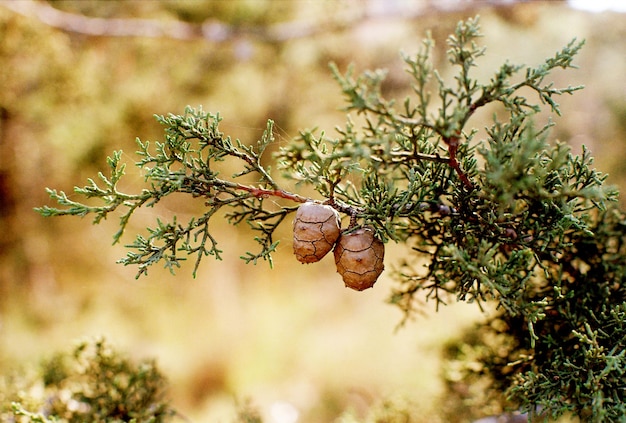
[232,399,263,423]
[37,16,626,422]
[37,113,308,276]
[336,398,422,423]
[1,337,174,423]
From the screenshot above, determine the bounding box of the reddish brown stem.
[233,183,310,203]
[233,182,363,219]
[445,134,474,190]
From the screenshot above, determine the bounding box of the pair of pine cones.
[293,202,385,291]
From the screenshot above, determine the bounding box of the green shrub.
[1,337,174,423]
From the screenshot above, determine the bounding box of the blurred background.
[0,1,624,422]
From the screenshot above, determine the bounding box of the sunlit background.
[0,1,624,422]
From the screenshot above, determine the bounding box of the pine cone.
[293,202,341,263]
[334,227,385,291]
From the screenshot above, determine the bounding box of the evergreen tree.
[37,17,625,422]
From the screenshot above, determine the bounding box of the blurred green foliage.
[1,337,173,423]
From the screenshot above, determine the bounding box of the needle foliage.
[2,338,173,423]
[37,17,625,422]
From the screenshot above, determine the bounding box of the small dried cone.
[293,202,341,263]
[334,227,385,291]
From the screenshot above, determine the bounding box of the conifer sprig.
[37,16,625,421]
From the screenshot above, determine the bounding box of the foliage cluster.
[37,17,626,422]
[0,337,174,423]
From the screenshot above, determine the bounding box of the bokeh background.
[0,1,624,422]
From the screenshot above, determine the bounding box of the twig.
[231,183,310,203]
